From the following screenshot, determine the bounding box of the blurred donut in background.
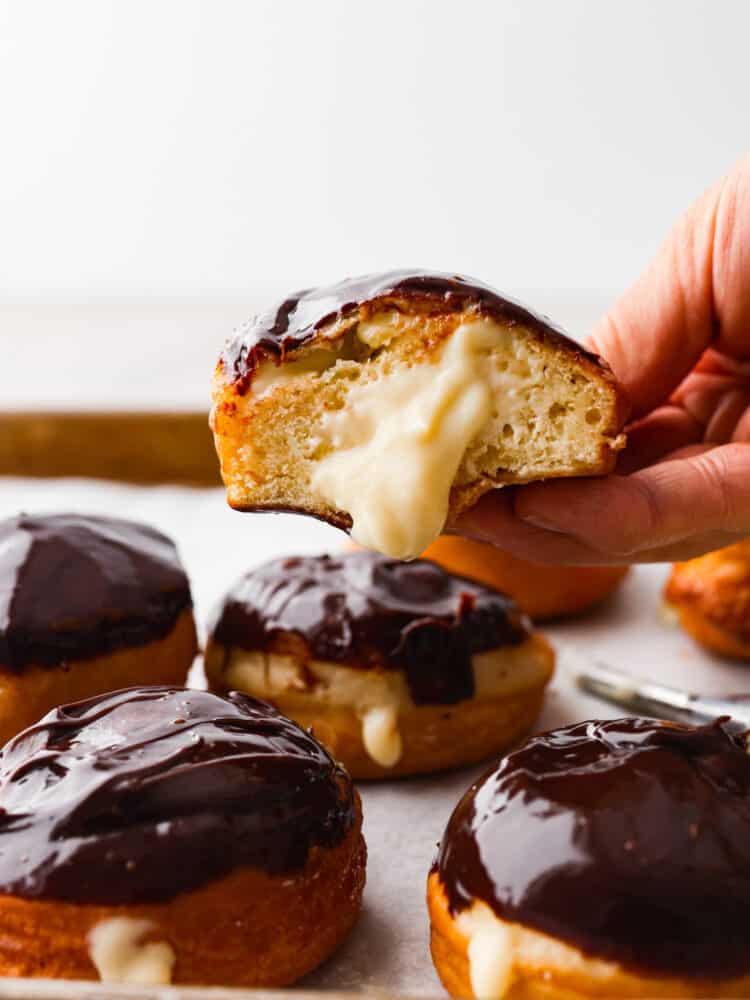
[665,540,750,660]
[421,535,629,621]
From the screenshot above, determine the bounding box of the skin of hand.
[457,153,750,565]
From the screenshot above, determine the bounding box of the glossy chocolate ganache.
[0,513,192,671]
[219,269,603,394]
[0,686,355,903]
[210,552,529,705]
[436,716,750,977]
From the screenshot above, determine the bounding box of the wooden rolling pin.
[0,411,221,486]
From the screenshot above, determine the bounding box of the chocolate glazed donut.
[0,513,193,670]
[205,552,554,778]
[0,687,366,986]
[211,270,627,560]
[429,717,750,999]
[0,514,198,746]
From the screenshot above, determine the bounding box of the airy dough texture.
[211,300,627,557]
[665,540,750,659]
[0,797,365,987]
[205,631,554,779]
[0,608,198,748]
[421,536,629,620]
[427,871,750,999]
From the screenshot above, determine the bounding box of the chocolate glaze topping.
[436,717,750,977]
[209,552,529,705]
[0,686,355,903]
[0,513,192,671]
[219,269,603,394]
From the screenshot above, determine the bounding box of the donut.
[428,717,750,999]
[0,686,365,986]
[421,536,629,620]
[664,540,750,659]
[211,270,627,559]
[204,551,554,779]
[0,513,198,745]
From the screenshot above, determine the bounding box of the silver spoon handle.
[571,658,750,731]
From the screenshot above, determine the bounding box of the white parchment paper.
[1,478,745,996]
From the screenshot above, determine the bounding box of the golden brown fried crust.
[205,631,554,779]
[427,871,750,999]
[0,796,365,987]
[421,536,629,621]
[665,541,750,658]
[211,292,629,531]
[0,609,198,748]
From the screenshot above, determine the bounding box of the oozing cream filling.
[206,642,547,769]
[88,917,175,985]
[310,318,508,559]
[457,902,515,998]
[453,897,676,995]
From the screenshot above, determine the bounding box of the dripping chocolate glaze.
[209,552,529,705]
[0,513,192,671]
[436,717,750,978]
[0,686,355,903]
[219,269,606,394]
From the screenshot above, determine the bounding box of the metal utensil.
[572,657,750,732]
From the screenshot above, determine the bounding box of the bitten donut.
[211,270,628,558]
[0,513,198,745]
[204,551,554,779]
[665,540,750,659]
[429,717,750,999]
[421,536,629,620]
[0,686,365,986]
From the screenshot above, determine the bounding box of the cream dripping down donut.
[205,551,554,779]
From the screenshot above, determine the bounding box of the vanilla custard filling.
[360,703,403,767]
[88,917,175,985]
[207,643,546,769]
[457,902,516,998]
[310,318,508,559]
[452,897,674,996]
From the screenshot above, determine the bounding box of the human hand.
[457,154,750,564]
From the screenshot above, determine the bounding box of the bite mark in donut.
[211,270,628,558]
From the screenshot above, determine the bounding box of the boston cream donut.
[421,536,629,620]
[429,717,750,999]
[204,551,554,779]
[211,270,627,559]
[665,540,750,659]
[0,513,197,745]
[0,686,365,986]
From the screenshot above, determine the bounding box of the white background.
[1,0,748,305]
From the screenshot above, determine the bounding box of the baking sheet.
[0,477,747,997]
